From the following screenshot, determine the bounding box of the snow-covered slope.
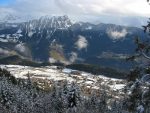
[0,64,125,94]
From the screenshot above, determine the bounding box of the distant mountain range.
[0,15,148,70]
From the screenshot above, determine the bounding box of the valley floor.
[0,64,126,96]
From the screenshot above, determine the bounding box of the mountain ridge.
[0,15,148,70]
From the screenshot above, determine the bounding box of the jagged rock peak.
[37,15,72,29]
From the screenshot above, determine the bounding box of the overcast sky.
[0,0,150,27]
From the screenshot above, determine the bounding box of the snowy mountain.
[0,14,34,23]
[0,15,148,70]
[21,15,72,31]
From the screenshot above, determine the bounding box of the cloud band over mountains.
[0,0,150,26]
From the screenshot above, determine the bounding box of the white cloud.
[53,0,150,17]
[2,0,150,17]
[49,57,57,63]
[107,29,128,40]
[75,35,88,50]
[11,0,62,17]
[69,52,78,63]
[15,43,26,53]
[15,43,31,57]
[0,48,10,55]
[0,0,150,26]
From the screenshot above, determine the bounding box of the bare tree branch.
[141,50,150,60]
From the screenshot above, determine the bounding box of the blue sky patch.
[0,0,14,5]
